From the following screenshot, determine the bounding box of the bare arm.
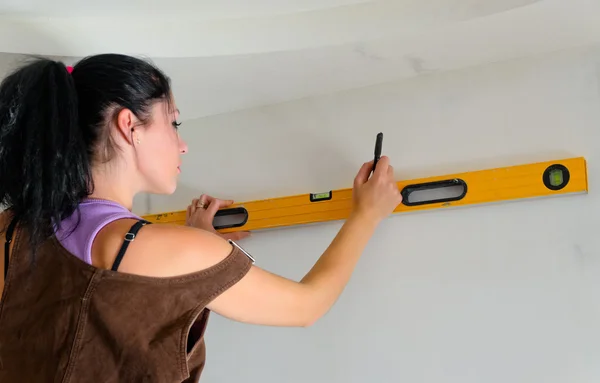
[97,214,376,327]
[97,156,402,328]
[196,156,401,327]
[206,210,379,327]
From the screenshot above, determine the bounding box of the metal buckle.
[228,239,255,264]
[124,233,136,242]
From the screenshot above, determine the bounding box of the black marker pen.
[372,132,383,173]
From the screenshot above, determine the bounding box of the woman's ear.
[115,108,136,145]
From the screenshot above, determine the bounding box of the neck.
[88,163,138,211]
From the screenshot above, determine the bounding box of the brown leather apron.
[0,216,253,382]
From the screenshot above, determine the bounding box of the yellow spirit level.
[142,157,588,233]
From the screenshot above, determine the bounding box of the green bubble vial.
[310,191,332,202]
[549,169,563,187]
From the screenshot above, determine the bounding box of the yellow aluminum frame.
[142,157,588,233]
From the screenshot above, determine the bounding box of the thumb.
[354,160,374,188]
[222,231,251,241]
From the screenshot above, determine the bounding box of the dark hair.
[0,54,172,252]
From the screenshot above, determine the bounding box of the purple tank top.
[54,198,142,265]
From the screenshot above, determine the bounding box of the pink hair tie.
[66,66,73,74]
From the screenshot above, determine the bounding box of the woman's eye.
[172,121,182,129]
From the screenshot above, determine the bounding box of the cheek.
[143,131,179,165]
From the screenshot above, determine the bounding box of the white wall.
[135,44,600,383]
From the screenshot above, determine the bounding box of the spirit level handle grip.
[213,207,249,230]
[401,178,467,206]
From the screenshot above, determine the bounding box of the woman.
[0,54,402,382]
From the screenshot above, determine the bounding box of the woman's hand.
[185,194,251,241]
[351,156,403,224]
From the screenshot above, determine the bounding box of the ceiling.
[1,0,599,120]
[0,0,370,19]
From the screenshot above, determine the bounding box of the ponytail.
[0,54,172,254]
[0,58,90,251]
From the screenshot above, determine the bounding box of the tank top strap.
[54,198,143,265]
[110,219,151,271]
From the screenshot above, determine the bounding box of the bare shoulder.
[92,219,234,278]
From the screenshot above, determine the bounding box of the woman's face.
[136,99,188,195]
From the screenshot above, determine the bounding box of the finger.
[206,198,220,216]
[354,160,374,188]
[185,205,190,225]
[193,195,216,212]
[206,198,234,216]
[216,199,234,208]
[373,156,390,178]
[222,231,251,241]
[230,231,251,241]
[195,200,202,210]
[236,231,252,240]
[199,195,210,206]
